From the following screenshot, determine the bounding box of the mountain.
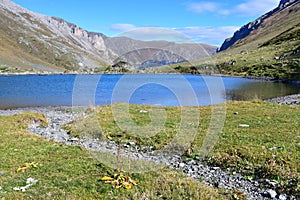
[218,0,299,52]
[0,0,115,73]
[207,0,300,79]
[0,0,216,73]
[105,37,216,70]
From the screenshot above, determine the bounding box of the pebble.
[179,163,185,168]
[262,189,277,198]
[265,94,300,106]
[239,124,250,128]
[278,194,287,200]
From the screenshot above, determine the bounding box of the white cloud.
[110,25,239,46]
[110,24,137,32]
[175,26,240,46]
[186,0,279,17]
[117,27,189,43]
[186,2,218,13]
[234,0,279,16]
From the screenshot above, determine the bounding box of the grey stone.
[262,189,277,198]
[279,194,287,200]
[179,163,185,168]
[69,137,79,142]
[128,142,135,146]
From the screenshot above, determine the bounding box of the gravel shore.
[265,94,300,105]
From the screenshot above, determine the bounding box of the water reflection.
[226,81,300,101]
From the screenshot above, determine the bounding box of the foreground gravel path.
[0,106,296,200]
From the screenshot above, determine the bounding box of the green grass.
[67,101,300,197]
[0,112,230,199]
[197,102,300,196]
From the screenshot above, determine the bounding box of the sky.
[11,0,280,46]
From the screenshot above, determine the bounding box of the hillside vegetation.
[150,1,300,80]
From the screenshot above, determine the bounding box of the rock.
[239,124,250,128]
[139,110,148,113]
[262,189,277,198]
[69,137,79,142]
[234,112,239,115]
[128,142,136,146]
[188,160,196,165]
[26,178,38,185]
[266,94,300,106]
[279,194,287,200]
[13,178,38,192]
[269,181,278,187]
[0,172,4,176]
[179,163,185,168]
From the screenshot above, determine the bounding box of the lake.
[0,74,299,109]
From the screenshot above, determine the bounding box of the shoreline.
[265,93,300,105]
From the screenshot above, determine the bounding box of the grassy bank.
[0,112,229,199]
[67,101,300,197]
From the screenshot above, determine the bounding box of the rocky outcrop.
[0,0,216,72]
[0,0,117,71]
[218,0,300,52]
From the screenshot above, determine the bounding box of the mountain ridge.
[0,0,216,73]
[218,0,299,52]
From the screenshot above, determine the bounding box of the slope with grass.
[158,1,300,80]
[0,112,231,199]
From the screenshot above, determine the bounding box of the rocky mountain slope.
[212,0,300,79]
[170,0,300,79]
[0,0,114,73]
[0,0,216,73]
[218,0,299,52]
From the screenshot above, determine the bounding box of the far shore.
[0,71,299,80]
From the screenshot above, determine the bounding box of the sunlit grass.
[68,101,300,196]
[0,112,228,199]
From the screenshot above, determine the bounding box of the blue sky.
[11,0,280,46]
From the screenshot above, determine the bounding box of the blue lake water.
[0,74,299,108]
